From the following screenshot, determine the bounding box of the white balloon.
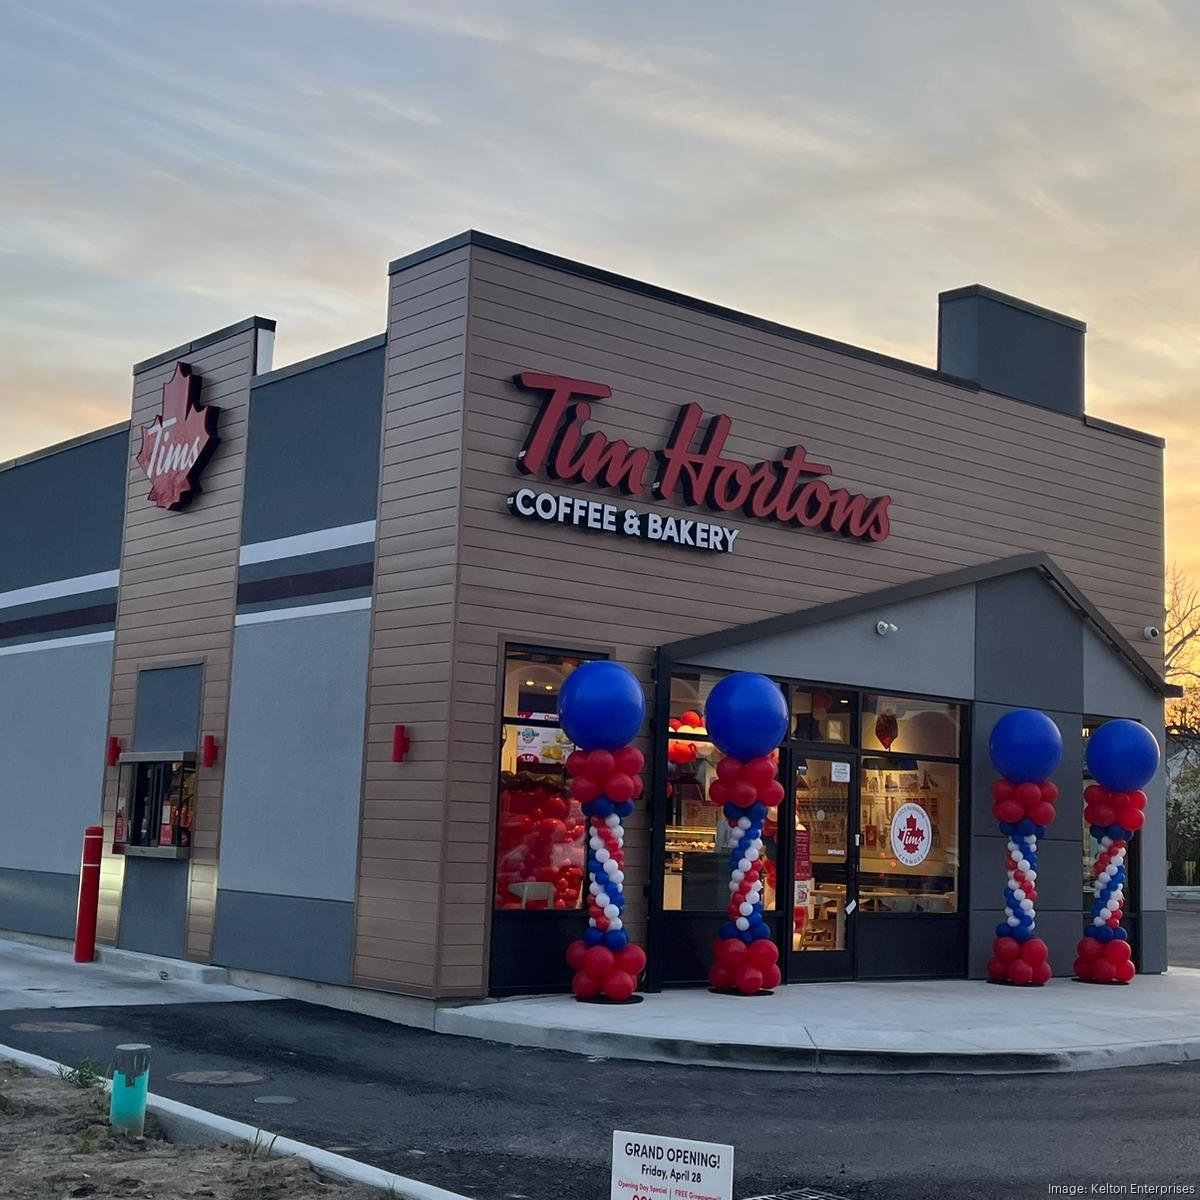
[612,871,624,884]
[738,858,752,872]
[603,860,619,875]
[609,917,623,930]
[1013,889,1026,902]
[739,902,754,916]
[596,892,610,907]
[596,848,611,863]
[735,917,750,931]
[1007,916,1020,927]
[606,814,621,827]
[1020,900,1034,914]
[1100,908,1111,920]
[1094,916,1105,926]
[729,880,740,893]
[738,817,752,830]
[746,847,760,861]
[1026,870,1037,882]
[732,870,745,883]
[604,904,619,920]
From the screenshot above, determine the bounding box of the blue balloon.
[705,672,789,761]
[584,927,604,947]
[603,929,629,951]
[558,660,645,751]
[1086,719,1160,793]
[719,922,739,940]
[1017,818,1037,837]
[989,709,1063,783]
[1113,928,1129,942]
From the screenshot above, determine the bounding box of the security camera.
[1143,626,1161,641]
[875,620,898,637]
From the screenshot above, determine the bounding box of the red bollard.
[74,825,104,963]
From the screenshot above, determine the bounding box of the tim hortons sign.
[511,372,893,543]
[137,362,220,510]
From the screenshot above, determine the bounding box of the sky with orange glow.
[2,1,1197,577]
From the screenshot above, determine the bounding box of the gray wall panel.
[116,858,188,959]
[133,664,203,752]
[0,640,111,874]
[0,429,127,592]
[212,890,353,984]
[0,867,79,939]
[220,610,369,901]
[686,585,975,699]
[242,346,384,545]
[975,573,1083,711]
[1140,908,1167,974]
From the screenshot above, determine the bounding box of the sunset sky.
[2,1,1198,575]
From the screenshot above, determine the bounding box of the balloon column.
[559,661,649,1003]
[704,673,790,995]
[986,710,1063,986]
[1075,719,1160,985]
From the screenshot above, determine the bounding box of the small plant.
[58,1059,104,1090]
[245,1131,279,1162]
[75,1126,102,1154]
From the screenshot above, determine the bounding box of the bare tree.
[1164,562,1200,683]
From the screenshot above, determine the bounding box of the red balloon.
[1091,959,1117,984]
[1079,937,1104,959]
[572,970,602,999]
[1091,803,1116,828]
[1128,790,1148,811]
[744,757,776,789]
[734,963,763,995]
[1016,782,1042,810]
[1115,960,1136,983]
[680,710,704,727]
[761,963,782,990]
[1119,807,1145,832]
[730,781,758,808]
[1084,784,1106,805]
[716,939,747,965]
[747,939,779,969]
[616,944,647,976]
[606,773,636,803]
[761,781,785,808]
[708,780,730,806]
[993,937,1022,961]
[1074,957,1094,980]
[1031,801,1057,827]
[583,946,615,980]
[1020,938,1048,965]
[1105,940,1132,965]
[603,970,636,1002]
[1008,960,1034,986]
[709,963,734,990]
[566,939,588,970]
[991,779,1016,803]
[585,750,615,780]
[614,746,645,776]
[716,757,744,783]
[1040,781,1059,804]
[997,799,1024,824]
[986,958,1009,981]
[566,750,589,776]
[1031,962,1052,986]
[572,777,601,804]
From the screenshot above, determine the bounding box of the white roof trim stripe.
[239,521,376,566]
[234,597,372,626]
[0,630,116,657]
[0,570,120,612]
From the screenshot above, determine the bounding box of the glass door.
[787,753,857,980]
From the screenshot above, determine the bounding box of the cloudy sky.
[2,0,1198,570]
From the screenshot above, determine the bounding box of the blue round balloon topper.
[557,660,645,751]
[988,709,1062,783]
[704,672,789,761]
[1086,719,1160,793]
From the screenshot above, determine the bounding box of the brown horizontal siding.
[352,245,471,996]
[96,325,262,959]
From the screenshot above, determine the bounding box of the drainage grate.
[742,1190,855,1200]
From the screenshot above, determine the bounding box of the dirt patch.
[0,1065,384,1200]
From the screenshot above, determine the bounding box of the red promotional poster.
[794,826,812,881]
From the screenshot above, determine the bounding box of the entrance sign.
[137,362,220,510]
[508,487,740,553]
[890,802,932,866]
[515,372,892,543]
[611,1131,734,1200]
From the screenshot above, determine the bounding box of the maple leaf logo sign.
[136,362,220,510]
[900,814,926,854]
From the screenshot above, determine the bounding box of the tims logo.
[136,362,220,510]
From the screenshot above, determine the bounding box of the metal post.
[74,825,104,963]
[109,1044,151,1138]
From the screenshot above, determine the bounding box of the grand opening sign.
[611,1131,734,1200]
[512,372,892,546]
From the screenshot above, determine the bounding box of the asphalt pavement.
[0,910,1197,1200]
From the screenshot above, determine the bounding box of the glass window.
[861,694,960,758]
[663,669,778,911]
[494,647,590,912]
[858,757,959,912]
[123,759,195,849]
[793,757,852,951]
[791,687,853,744]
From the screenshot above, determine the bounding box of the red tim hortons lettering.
[512,373,892,543]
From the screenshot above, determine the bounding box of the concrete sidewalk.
[440,969,1200,1073]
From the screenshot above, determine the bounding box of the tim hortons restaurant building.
[0,231,1172,1005]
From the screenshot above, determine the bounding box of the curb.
[0,1043,474,1200]
[435,1008,1200,1075]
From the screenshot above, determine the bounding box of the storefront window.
[793,757,851,951]
[861,694,960,758]
[493,647,590,912]
[791,687,853,744]
[663,670,778,911]
[858,756,959,911]
[120,758,195,850]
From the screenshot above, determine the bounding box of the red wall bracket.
[105,737,122,768]
[202,734,220,769]
[392,724,412,763]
